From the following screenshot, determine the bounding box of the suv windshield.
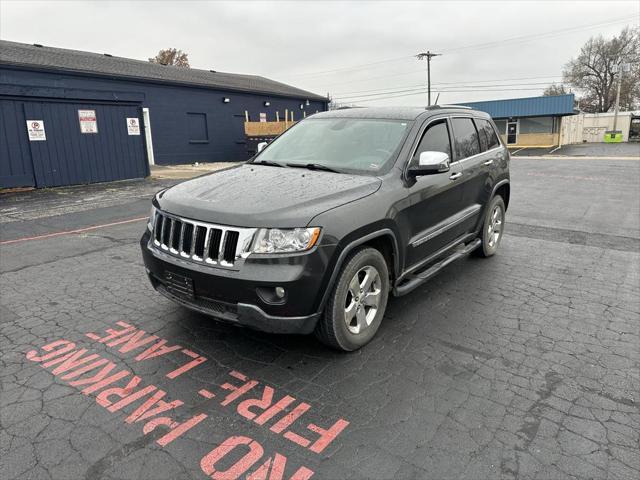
[255,118,411,174]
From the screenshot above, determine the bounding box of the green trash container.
[604,130,623,143]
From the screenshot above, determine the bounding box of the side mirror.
[408,151,450,177]
[257,141,268,153]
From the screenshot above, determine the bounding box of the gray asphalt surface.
[1,158,639,480]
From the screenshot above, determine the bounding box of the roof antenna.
[434,92,440,105]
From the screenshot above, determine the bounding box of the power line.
[333,76,564,96]
[284,15,635,79]
[285,55,414,78]
[324,69,562,91]
[344,87,565,104]
[333,81,571,100]
[441,16,636,53]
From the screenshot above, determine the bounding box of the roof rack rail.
[103,53,113,57]
[425,104,472,110]
[33,43,43,48]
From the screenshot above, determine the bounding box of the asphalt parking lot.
[1,157,639,480]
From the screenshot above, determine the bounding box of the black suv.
[141,106,510,351]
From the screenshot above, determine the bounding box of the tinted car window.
[476,119,489,151]
[476,119,501,149]
[452,117,481,159]
[413,120,451,161]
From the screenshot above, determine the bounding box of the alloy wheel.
[344,265,382,334]
[487,204,503,248]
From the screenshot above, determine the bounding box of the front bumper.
[140,231,329,334]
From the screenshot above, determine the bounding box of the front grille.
[151,210,256,267]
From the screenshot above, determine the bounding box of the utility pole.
[416,51,441,106]
[611,63,630,132]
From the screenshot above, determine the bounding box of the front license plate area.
[164,271,194,299]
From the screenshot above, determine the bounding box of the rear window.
[451,117,481,159]
[475,118,501,151]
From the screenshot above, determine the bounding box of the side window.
[477,118,501,149]
[451,117,481,159]
[475,119,489,152]
[413,120,452,162]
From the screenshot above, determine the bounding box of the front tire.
[315,247,389,351]
[475,195,506,257]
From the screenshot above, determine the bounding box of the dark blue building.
[0,40,327,188]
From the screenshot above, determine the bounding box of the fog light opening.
[275,287,286,299]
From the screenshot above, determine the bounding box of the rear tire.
[315,247,389,351]
[474,195,505,257]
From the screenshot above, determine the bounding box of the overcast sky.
[1,0,638,106]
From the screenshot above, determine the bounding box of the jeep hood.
[156,164,381,228]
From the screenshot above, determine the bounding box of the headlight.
[147,205,156,231]
[250,227,321,254]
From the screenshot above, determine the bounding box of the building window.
[187,113,209,143]
[519,116,553,134]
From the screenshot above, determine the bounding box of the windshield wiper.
[286,163,342,173]
[253,160,284,167]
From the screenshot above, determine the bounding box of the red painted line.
[198,389,216,399]
[0,216,148,246]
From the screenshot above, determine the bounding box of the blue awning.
[457,94,575,119]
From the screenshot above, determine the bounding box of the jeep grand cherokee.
[141,106,510,351]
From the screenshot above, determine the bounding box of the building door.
[629,116,640,142]
[22,100,148,187]
[0,98,37,188]
[232,113,248,160]
[506,120,518,145]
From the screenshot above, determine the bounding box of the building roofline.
[0,39,328,102]
[0,61,328,102]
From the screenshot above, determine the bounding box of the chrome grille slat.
[170,220,182,252]
[178,222,186,255]
[161,216,171,248]
[202,228,212,261]
[190,224,197,256]
[167,219,176,252]
[218,230,228,264]
[150,210,255,268]
[153,213,162,244]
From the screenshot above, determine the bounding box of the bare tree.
[149,48,190,68]
[543,84,569,96]
[563,27,639,112]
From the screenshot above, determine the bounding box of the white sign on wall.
[259,112,267,122]
[126,117,141,135]
[26,120,46,141]
[78,109,98,133]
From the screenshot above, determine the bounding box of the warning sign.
[126,118,141,135]
[78,109,98,133]
[26,120,46,141]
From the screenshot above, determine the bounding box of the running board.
[393,239,482,296]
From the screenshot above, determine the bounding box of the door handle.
[483,159,494,166]
[449,172,462,180]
